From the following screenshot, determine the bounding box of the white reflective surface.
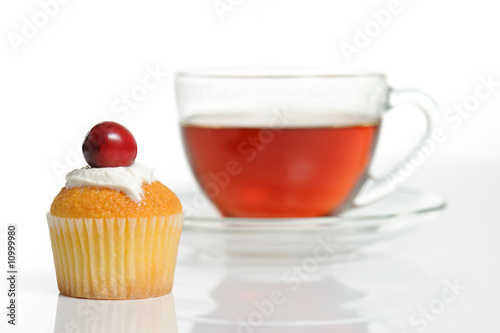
[174,249,437,331]
[54,294,177,333]
[2,156,500,332]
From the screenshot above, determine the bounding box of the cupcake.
[47,121,183,300]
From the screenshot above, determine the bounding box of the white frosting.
[65,163,156,202]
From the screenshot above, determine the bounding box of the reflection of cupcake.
[47,122,183,300]
[54,294,178,333]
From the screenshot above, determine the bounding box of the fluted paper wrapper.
[47,212,183,300]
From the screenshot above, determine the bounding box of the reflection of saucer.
[174,248,438,331]
[178,187,445,255]
[53,293,178,333]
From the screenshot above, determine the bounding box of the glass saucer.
[177,187,446,256]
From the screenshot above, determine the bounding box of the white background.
[0,0,499,332]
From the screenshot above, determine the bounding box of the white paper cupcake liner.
[47,212,183,299]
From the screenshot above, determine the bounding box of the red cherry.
[82,122,137,168]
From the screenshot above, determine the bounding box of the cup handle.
[352,88,439,207]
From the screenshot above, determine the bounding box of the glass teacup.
[175,68,438,218]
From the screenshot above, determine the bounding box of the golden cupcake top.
[50,181,182,218]
[50,121,182,219]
